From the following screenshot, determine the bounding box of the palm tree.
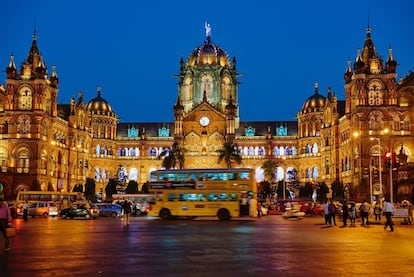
[261,159,278,183]
[159,141,186,169]
[217,140,242,168]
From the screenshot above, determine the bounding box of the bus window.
[197,173,207,181]
[218,193,227,201]
[177,173,187,182]
[197,193,207,201]
[178,193,187,201]
[228,173,236,180]
[187,193,198,201]
[168,193,176,202]
[239,172,250,180]
[207,173,219,180]
[188,173,196,181]
[150,173,158,182]
[228,193,238,201]
[208,193,218,201]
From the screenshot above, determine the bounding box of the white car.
[260,204,269,216]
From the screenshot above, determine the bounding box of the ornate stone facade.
[0,26,413,202]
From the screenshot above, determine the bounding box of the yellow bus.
[147,168,256,220]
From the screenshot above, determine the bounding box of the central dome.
[187,38,230,67]
[87,87,115,116]
[301,83,326,113]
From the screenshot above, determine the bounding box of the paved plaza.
[0,215,413,276]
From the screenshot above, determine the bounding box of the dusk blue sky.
[1,0,413,123]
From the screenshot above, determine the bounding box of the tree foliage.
[84,177,97,202]
[141,181,149,193]
[217,141,242,168]
[125,180,139,194]
[261,160,277,182]
[159,141,186,169]
[105,178,118,201]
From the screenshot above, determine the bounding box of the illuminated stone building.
[0,25,413,202]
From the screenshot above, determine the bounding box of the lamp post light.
[369,137,382,204]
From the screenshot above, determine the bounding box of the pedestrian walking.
[373,200,382,223]
[122,200,132,228]
[328,200,337,226]
[23,200,29,222]
[323,200,330,225]
[0,197,12,252]
[341,200,348,227]
[359,200,371,226]
[383,198,396,232]
[349,202,357,227]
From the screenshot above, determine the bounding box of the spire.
[49,65,59,87]
[314,82,319,95]
[361,24,378,64]
[386,45,397,73]
[344,58,353,83]
[6,52,17,79]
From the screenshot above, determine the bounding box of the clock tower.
[173,23,239,167]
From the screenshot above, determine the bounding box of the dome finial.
[314,82,319,94]
[205,21,211,40]
[97,85,101,97]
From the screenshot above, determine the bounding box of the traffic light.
[384,152,391,168]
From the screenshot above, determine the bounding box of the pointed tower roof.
[386,45,397,73]
[361,25,378,64]
[6,53,17,79]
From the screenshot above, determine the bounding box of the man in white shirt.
[383,199,396,232]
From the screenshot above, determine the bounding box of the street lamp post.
[370,137,382,204]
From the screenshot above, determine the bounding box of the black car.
[61,204,92,219]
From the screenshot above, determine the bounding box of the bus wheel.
[217,209,230,220]
[159,209,171,220]
[111,212,118,218]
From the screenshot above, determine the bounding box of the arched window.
[18,87,32,110]
[403,116,410,131]
[129,168,138,181]
[306,167,311,178]
[96,144,101,155]
[255,167,264,183]
[17,148,30,173]
[368,81,384,106]
[279,146,285,156]
[368,111,383,130]
[312,143,318,154]
[276,167,284,181]
[291,146,297,156]
[248,147,254,156]
[254,146,259,156]
[312,167,318,178]
[273,147,279,156]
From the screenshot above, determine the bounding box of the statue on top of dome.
[205,21,211,39]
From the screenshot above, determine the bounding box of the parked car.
[61,203,96,219]
[96,203,122,218]
[28,201,59,217]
